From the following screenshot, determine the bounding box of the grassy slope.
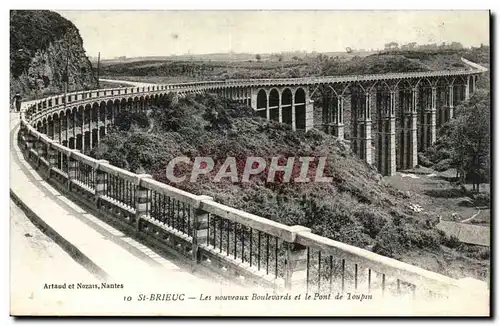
[91,93,489,281]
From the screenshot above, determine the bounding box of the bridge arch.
[281,88,293,126]
[294,88,306,130]
[435,78,450,127]
[453,76,466,104]
[99,101,107,123]
[68,136,75,149]
[52,113,60,138]
[76,105,84,129]
[64,108,73,136]
[120,98,127,114]
[268,88,280,121]
[127,97,133,111]
[319,86,337,128]
[256,89,267,119]
[92,102,100,122]
[42,117,48,135]
[133,96,139,111]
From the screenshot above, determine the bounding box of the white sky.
[57,10,489,58]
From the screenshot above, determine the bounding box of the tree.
[450,42,464,50]
[448,89,490,191]
[385,42,399,50]
[255,54,261,62]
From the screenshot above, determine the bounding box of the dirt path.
[461,209,482,223]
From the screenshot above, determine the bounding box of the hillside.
[90,93,488,281]
[10,10,97,100]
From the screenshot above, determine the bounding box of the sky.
[56,10,490,59]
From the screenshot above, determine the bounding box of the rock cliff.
[10,10,97,101]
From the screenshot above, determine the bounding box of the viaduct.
[26,58,485,177]
[15,58,488,301]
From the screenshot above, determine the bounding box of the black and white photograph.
[8,9,491,316]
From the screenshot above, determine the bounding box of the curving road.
[99,78,157,88]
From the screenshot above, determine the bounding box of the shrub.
[418,152,433,167]
[442,235,461,248]
[151,103,187,132]
[356,209,387,238]
[456,243,490,260]
[114,111,149,131]
[473,192,490,207]
[434,158,454,172]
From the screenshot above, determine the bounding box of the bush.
[434,158,454,172]
[442,235,461,248]
[407,229,441,249]
[418,152,433,167]
[356,209,387,238]
[114,111,150,131]
[473,192,490,207]
[151,102,187,132]
[456,243,490,260]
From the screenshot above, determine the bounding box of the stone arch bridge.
[26,58,486,177]
[15,58,488,304]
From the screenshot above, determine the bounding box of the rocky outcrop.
[10,10,97,101]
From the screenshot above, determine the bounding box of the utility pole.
[97,52,100,89]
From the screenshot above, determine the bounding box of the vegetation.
[10,10,75,77]
[420,45,490,195]
[10,10,97,100]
